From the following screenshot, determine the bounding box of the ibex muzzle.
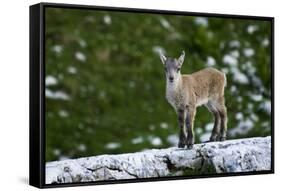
[159,51,228,149]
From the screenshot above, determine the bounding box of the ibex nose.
[169,76,174,82]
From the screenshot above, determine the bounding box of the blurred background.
[45,7,272,162]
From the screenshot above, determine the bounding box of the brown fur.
[159,51,227,149]
[168,68,227,148]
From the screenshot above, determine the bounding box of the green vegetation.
[45,7,272,162]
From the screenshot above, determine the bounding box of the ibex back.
[159,51,227,149]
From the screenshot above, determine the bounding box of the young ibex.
[159,51,227,149]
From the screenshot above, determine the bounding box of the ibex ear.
[159,51,167,65]
[178,51,185,67]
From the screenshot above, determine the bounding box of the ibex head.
[159,51,185,83]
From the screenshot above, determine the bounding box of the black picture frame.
[29,2,274,189]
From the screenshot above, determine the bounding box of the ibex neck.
[166,76,182,92]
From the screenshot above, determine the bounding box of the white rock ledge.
[46,136,271,184]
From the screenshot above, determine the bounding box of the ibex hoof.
[209,134,219,142]
[220,137,226,141]
[178,141,185,148]
[209,138,216,142]
[186,137,194,149]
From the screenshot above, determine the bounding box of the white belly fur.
[196,97,209,107]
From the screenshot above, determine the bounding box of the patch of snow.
[229,40,240,48]
[58,110,69,118]
[167,134,178,146]
[59,155,70,161]
[77,144,86,152]
[160,18,171,29]
[195,127,203,134]
[148,136,162,146]
[53,149,61,156]
[221,68,229,74]
[230,67,249,84]
[200,132,211,142]
[205,123,213,132]
[243,48,255,57]
[45,89,70,100]
[235,112,243,120]
[261,121,269,128]
[242,61,256,75]
[79,39,87,48]
[67,66,77,74]
[237,96,242,103]
[152,45,165,55]
[230,85,237,93]
[52,45,63,54]
[103,15,112,25]
[46,75,58,86]
[75,51,86,62]
[250,94,263,102]
[194,17,208,27]
[223,55,238,66]
[105,142,121,150]
[131,136,144,144]
[229,118,254,136]
[230,50,240,58]
[262,38,269,47]
[206,56,216,66]
[160,122,169,129]
[250,113,259,122]
[247,25,258,34]
[259,101,271,115]
[252,76,263,87]
[247,103,254,110]
[151,138,162,146]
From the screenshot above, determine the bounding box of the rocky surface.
[46,136,271,184]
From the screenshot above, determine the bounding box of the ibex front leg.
[177,108,187,148]
[186,105,196,149]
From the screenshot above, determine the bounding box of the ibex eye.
[164,67,167,72]
[177,68,180,72]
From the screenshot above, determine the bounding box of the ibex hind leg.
[206,102,221,142]
[217,97,228,141]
